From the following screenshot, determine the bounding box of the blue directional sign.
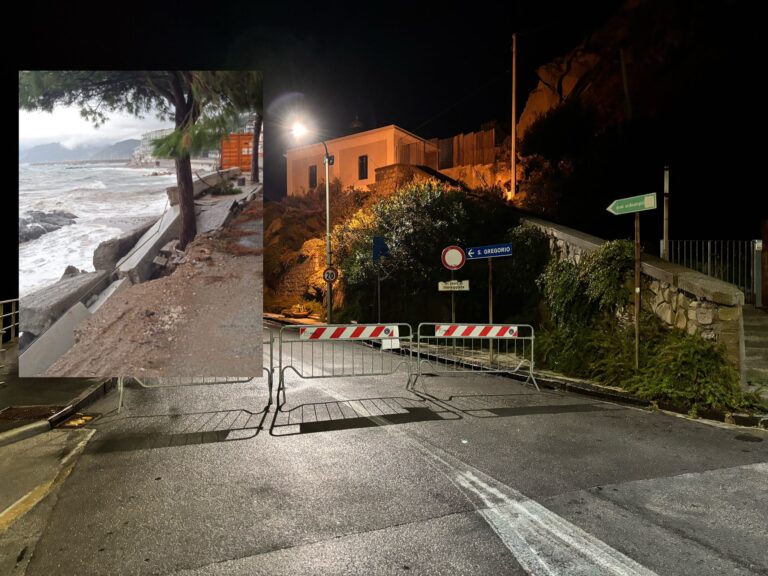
[466,243,513,260]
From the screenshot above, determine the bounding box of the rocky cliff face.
[518,0,705,136]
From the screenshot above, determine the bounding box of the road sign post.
[465,243,513,363]
[451,270,455,323]
[466,243,512,326]
[607,193,657,371]
[442,246,466,322]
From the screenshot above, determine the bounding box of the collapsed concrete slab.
[166,168,241,206]
[115,205,181,284]
[93,219,156,271]
[20,271,109,338]
[195,181,262,236]
[87,277,130,314]
[19,302,91,376]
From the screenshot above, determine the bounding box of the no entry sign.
[441,245,465,270]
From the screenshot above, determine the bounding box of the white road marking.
[279,342,659,575]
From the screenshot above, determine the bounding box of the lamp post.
[321,140,333,323]
[292,121,334,323]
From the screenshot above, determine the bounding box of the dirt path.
[45,202,263,379]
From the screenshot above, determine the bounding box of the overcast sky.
[19,105,174,150]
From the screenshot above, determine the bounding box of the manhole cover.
[0,405,64,420]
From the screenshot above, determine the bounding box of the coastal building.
[285,125,438,196]
[133,127,222,168]
[132,128,175,165]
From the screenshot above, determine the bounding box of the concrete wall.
[166,168,241,206]
[523,217,747,384]
[19,302,91,376]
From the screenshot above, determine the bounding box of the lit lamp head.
[291,121,308,140]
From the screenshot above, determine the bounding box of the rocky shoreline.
[19,210,78,243]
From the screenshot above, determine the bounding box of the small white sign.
[438,280,470,292]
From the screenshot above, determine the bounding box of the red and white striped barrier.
[435,324,518,338]
[299,325,400,340]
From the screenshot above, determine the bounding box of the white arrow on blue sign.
[466,243,513,260]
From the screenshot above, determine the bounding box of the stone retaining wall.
[523,217,746,383]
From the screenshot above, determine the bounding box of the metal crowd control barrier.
[416,323,539,391]
[115,328,275,413]
[276,323,413,409]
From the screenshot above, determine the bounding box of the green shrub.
[537,239,633,332]
[537,259,592,329]
[535,323,592,378]
[625,332,748,413]
[580,240,634,313]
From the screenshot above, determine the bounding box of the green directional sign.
[606,193,657,215]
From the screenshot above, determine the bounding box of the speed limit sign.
[323,267,339,283]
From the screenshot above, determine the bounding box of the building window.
[309,165,317,189]
[358,155,368,180]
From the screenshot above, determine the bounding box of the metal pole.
[511,33,517,199]
[451,270,455,323]
[11,300,17,340]
[634,212,640,371]
[662,166,669,260]
[323,141,332,323]
[489,258,494,364]
[377,269,381,324]
[488,258,494,324]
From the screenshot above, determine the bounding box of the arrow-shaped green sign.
[606,193,657,215]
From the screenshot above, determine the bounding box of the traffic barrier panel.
[416,323,539,390]
[276,323,413,409]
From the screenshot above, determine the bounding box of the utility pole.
[662,166,669,260]
[511,33,517,199]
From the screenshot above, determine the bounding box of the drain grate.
[0,405,64,420]
[59,413,95,428]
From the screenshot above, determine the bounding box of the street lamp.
[292,121,334,323]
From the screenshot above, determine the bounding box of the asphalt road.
[9,334,768,575]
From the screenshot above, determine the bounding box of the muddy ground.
[45,202,263,379]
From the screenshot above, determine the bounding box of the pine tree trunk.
[176,153,196,249]
[251,113,262,183]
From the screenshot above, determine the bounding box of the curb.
[48,378,115,427]
[0,378,114,447]
[0,419,50,447]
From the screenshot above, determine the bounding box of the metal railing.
[276,324,414,409]
[1,298,19,343]
[666,239,759,304]
[416,323,539,391]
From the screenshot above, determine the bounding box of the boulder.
[19,210,77,243]
[60,265,86,280]
[93,219,156,271]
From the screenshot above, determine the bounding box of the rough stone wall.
[440,164,512,191]
[643,279,743,374]
[373,164,450,196]
[525,217,746,382]
[277,238,326,300]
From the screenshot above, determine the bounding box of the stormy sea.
[18,162,177,296]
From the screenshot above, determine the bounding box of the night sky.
[10,1,765,299]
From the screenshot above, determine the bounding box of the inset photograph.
[18,71,263,378]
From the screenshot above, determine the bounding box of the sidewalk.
[0,343,108,447]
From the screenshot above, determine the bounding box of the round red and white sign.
[441,245,466,270]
